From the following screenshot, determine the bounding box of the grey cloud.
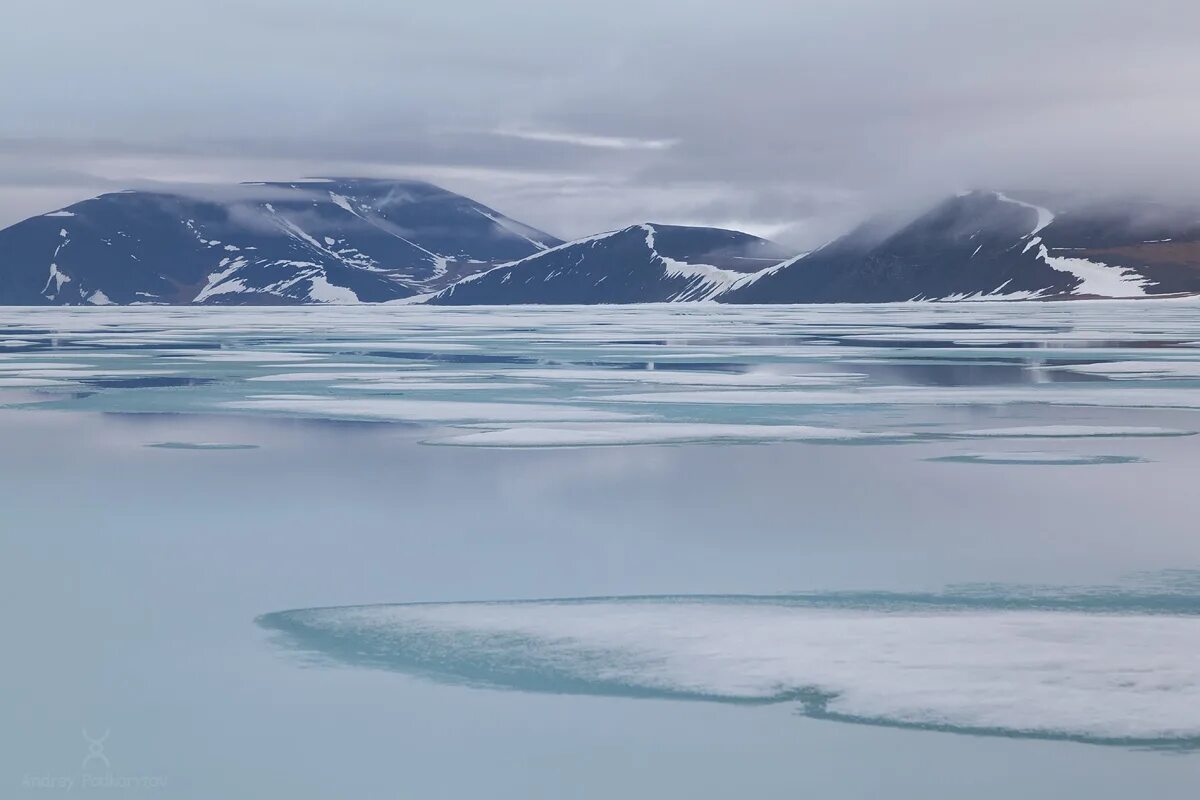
[3,0,1200,247]
[489,128,678,151]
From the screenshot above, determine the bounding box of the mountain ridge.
[0,178,561,305]
[426,223,792,305]
[718,191,1200,304]
[3,182,1200,305]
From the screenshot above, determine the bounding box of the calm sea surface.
[4,302,1200,798]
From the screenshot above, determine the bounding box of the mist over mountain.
[5,1,1200,251]
[3,179,1198,305]
[721,191,1200,304]
[0,179,559,305]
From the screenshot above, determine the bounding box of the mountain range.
[723,191,1200,303]
[0,178,559,305]
[2,178,1198,305]
[427,223,790,305]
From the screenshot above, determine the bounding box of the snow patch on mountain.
[304,275,360,304]
[994,192,1150,297]
[727,252,809,293]
[641,224,745,301]
[1035,245,1151,297]
[994,192,1054,240]
[40,230,74,300]
[194,258,250,302]
[473,208,554,250]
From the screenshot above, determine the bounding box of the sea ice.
[426,422,904,448]
[262,596,1200,744]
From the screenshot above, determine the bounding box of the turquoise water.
[4,302,1200,797]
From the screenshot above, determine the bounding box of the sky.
[3,0,1200,247]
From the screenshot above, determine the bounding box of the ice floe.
[168,350,322,362]
[596,385,1200,409]
[1054,360,1200,380]
[927,452,1144,466]
[426,422,907,448]
[225,396,640,423]
[502,368,865,387]
[261,594,1200,745]
[248,371,433,383]
[955,426,1195,438]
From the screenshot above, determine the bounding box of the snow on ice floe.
[0,368,180,379]
[0,376,70,387]
[294,340,480,352]
[168,350,322,362]
[425,422,909,448]
[837,329,1184,345]
[927,452,1144,466]
[225,396,640,423]
[260,594,1200,745]
[248,370,434,383]
[255,361,419,370]
[596,385,1200,409]
[1053,360,1200,380]
[0,362,93,371]
[955,425,1195,439]
[499,368,865,388]
[334,381,545,392]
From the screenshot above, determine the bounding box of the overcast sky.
[3,0,1199,246]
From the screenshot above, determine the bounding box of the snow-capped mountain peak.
[427,223,793,305]
[0,178,561,305]
[719,190,1200,304]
